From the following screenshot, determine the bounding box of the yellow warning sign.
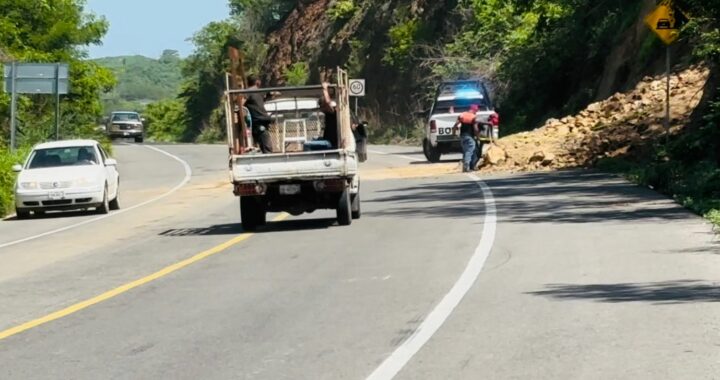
[645,1,688,45]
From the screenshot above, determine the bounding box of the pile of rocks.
[480,65,710,173]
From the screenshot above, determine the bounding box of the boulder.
[542,152,556,166]
[555,124,571,135]
[529,151,546,163]
[587,102,602,113]
[484,144,507,166]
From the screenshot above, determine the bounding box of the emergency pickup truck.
[422,80,499,162]
[224,70,362,231]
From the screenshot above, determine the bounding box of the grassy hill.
[95,50,183,113]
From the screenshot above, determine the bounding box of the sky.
[85,0,230,59]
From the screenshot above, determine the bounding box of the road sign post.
[3,62,69,150]
[9,62,18,152]
[55,63,61,140]
[644,0,689,142]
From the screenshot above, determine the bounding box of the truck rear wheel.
[351,192,361,220]
[423,138,441,163]
[240,196,265,231]
[337,189,352,226]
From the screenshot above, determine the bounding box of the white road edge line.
[0,145,192,250]
[366,173,497,380]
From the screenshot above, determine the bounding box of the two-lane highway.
[0,144,718,379]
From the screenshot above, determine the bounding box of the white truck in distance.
[423,80,499,162]
[224,70,362,231]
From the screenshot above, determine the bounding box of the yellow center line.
[0,213,290,341]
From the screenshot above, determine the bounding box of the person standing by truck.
[244,75,275,153]
[453,104,481,172]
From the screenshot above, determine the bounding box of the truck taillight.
[314,179,346,193]
[489,112,500,140]
[489,112,500,127]
[430,120,437,133]
[235,183,267,196]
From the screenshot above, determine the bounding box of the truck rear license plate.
[279,184,301,195]
[49,191,64,200]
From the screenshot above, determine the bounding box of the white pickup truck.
[422,80,500,162]
[224,70,362,231]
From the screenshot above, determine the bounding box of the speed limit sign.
[349,79,365,97]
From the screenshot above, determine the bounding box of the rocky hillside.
[482,66,711,172]
[261,0,456,105]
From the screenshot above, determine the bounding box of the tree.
[0,0,115,145]
[180,20,238,140]
[159,49,181,64]
[229,0,295,33]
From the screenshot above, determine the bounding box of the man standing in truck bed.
[244,75,275,153]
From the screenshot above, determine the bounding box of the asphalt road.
[0,144,718,379]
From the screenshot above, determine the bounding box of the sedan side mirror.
[105,158,118,166]
[12,164,22,173]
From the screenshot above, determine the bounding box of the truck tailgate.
[232,150,358,183]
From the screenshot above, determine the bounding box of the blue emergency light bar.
[455,89,483,99]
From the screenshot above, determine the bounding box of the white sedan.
[13,139,120,219]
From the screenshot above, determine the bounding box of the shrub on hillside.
[0,147,29,217]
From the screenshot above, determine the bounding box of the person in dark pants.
[244,75,275,153]
[453,104,481,172]
[351,112,368,162]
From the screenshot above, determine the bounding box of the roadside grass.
[0,147,30,218]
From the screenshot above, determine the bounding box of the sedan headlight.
[19,182,39,190]
[73,178,96,187]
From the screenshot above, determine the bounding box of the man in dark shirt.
[453,104,481,172]
[244,75,274,153]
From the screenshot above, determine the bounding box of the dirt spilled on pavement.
[361,163,461,181]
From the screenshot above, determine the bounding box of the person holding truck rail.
[244,75,277,153]
[453,104,481,172]
[319,81,340,149]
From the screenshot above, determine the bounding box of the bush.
[144,99,189,142]
[0,147,30,217]
[195,126,224,143]
[283,62,310,86]
[327,0,357,21]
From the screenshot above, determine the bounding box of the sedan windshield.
[27,146,99,169]
[112,113,140,122]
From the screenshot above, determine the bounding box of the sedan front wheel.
[96,187,110,214]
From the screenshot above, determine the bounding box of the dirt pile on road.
[481,65,711,173]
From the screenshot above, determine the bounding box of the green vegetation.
[94,50,183,113]
[328,0,357,21]
[143,1,284,143]
[624,0,720,227]
[0,0,114,217]
[0,147,28,216]
[284,62,310,85]
[143,99,188,142]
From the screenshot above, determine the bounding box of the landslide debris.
[481,65,711,173]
